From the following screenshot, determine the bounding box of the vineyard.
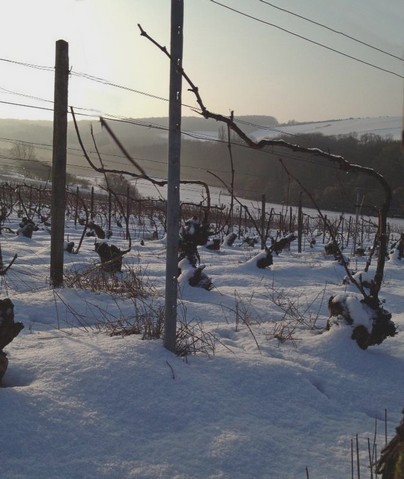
[1,177,404,478]
[1,180,398,244]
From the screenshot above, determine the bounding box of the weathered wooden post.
[297,192,303,253]
[289,206,293,232]
[108,190,112,232]
[126,185,131,240]
[322,214,328,244]
[164,0,184,353]
[50,39,69,288]
[74,186,79,227]
[261,194,266,250]
[90,186,95,220]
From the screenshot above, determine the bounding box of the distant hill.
[251,116,402,142]
[0,115,402,215]
[0,115,401,187]
[0,115,400,148]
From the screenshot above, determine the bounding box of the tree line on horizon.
[0,117,402,217]
[131,131,403,217]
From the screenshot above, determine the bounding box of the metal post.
[50,40,69,288]
[164,0,184,353]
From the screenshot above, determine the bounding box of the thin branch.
[0,254,18,276]
[138,24,364,163]
[100,117,147,177]
[207,169,264,246]
[138,24,391,302]
[90,126,132,253]
[279,159,368,300]
[71,107,212,224]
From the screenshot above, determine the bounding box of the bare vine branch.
[100,117,147,177]
[90,126,132,252]
[207,169,264,246]
[138,23,392,303]
[138,24,370,164]
[279,159,368,300]
[70,107,212,225]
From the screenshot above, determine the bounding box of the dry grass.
[64,262,154,299]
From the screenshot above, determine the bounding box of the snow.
[251,116,403,142]
[176,116,402,143]
[1,210,404,479]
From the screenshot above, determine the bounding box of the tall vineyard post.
[50,39,69,288]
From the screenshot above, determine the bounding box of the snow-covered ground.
[1,207,404,479]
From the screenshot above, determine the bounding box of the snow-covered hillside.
[251,116,402,141]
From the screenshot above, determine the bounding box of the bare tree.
[9,143,50,181]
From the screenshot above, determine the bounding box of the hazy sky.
[0,0,403,123]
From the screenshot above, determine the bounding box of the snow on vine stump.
[327,293,396,349]
[324,241,339,256]
[242,237,258,248]
[64,241,75,253]
[256,250,274,269]
[178,217,211,267]
[178,258,213,291]
[205,238,221,251]
[323,240,348,265]
[0,298,24,381]
[94,241,123,273]
[177,217,213,290]
[87,221,106,239]
[242,249,273,270]
[271,233,296,255]
[222,232,237,248]
[390,233,404,263]
[343,270,375,289]
[17,218,38,238]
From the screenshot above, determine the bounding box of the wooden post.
[108,190,112,232]
[126,185,130,240]
[90,186,95,220]
[268,208,274,235]
[238,206,242,238]
[341,216,344,247]
[28,185,33,215]
[289,206,293,232]
[38,187,42,219]
[261,194,266,249]
[346,216,352,248]
[50,39,69,288]
[74,186,79,227]
[164,0,184,353]
[297,192,303,253]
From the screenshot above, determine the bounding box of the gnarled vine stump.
[95,242,123,273]
[0,298,24,381]
[327,294,396,349]
[376,409,404,478]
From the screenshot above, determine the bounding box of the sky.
[0,0,403,123]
